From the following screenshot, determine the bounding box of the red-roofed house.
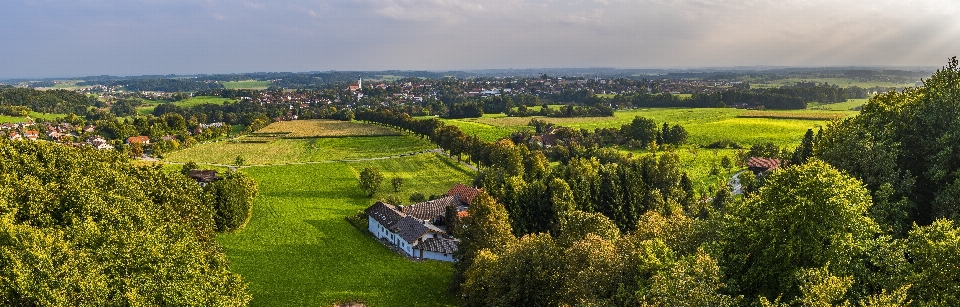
[8,132,22,141]
[446,183,480,206]
[747,157,783,175]
[24,130,39,141]
[126,136,150,145]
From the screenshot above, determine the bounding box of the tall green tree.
[358,167,384,197]
[451,191,515,293]
[720,160,878,303]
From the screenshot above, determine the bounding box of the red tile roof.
[446,183,480,206]
[747,157,782,172]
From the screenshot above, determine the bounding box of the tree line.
[0,87,98,114]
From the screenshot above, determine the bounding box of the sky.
[2,0,959,79]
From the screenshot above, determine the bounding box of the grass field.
[177,95,235,107]
[219,154,471,306]
[441,108,834,146]
[258,120,401,137]
[0,111,70,123]
[164,135,436,165]
[807,98,869,111]
[223,80,273,90]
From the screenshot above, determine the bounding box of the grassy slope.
[218,154,471,306]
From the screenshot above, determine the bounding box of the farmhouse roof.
[365,202,405,229]
[187,170,219,183]
[747,157,782,172]
[416,237,458,254]
[126,136,150,144]
[403,196,459,221]
[395,216,437,244]
[446,183,480,206]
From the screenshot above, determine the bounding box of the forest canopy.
[0,139,250,306]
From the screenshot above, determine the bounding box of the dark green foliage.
[719,160,877,303]
[205,171,259,232]
[0,139,249,306]
[110,99,140,117]
[817,57,960,227]
[791,129,816,165]
[391,177,404,192]
[181,161,199,176]
[408,191,426,203]
[0,87,96,114]
[358,167,384,197]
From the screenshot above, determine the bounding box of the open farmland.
[164,136,436,165]
[807,98,868,111]
[219,153,471,306]
[442,108,838,146]
[258,119,401,137]
[0,111,69,123]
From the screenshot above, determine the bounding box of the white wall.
[419,249,455,262]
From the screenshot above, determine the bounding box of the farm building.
[365,184,479,262]
[747,157,783,175]
[365,201,459,262]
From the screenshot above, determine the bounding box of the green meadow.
[0,111,70,123]
[219,154,471,306]
[164,135,436,166]
[442,108,841,146]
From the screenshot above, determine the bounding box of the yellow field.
[257,119,400,137]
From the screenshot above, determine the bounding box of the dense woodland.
[0,139,258,305]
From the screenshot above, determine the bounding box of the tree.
[206,171,260,232]
[452,191,515,293]
[181,161,199,176]
[791,128,816,165]
[358,167,384,197]
[720,155,733,170]
[720,160,878,303]
[129,142,144,158]
[0,140,250,305]
[234,155,245,166]
[640,250,739,307]
[409,192,426,203]
[489,139,524,177]
[391,177,404,192]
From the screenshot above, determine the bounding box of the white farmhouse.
[365,198,461,262]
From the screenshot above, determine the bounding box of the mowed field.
[164,136,436,165]
[219,154,471,306]
[257,119,401,137]
[441,107,849,146]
